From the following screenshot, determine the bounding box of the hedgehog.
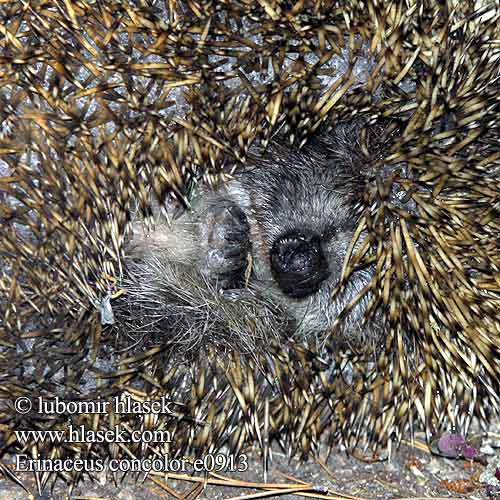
[0,0,499,497]
[118,119,384,356]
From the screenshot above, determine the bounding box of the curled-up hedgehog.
[117,120,384,356]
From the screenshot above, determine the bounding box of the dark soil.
[1,434,499,500]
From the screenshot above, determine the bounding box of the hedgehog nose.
[270,231,330,298]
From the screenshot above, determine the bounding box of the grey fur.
[120,121,381,354]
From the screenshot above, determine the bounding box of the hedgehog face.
[128,124,377,345]
[214,135,375,343]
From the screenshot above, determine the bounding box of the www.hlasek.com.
[15,424,173,445]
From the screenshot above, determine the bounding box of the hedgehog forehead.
[228,156,354,244]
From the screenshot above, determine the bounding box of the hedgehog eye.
[321,225,338,241]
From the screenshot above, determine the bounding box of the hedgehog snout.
[270,231,330,299]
